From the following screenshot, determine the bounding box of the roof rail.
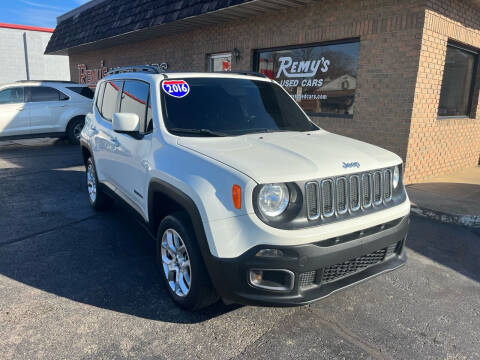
[106,64,165,76]
[220,71,269,78]
[15,80,77,83]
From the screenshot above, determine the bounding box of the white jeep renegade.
[80,66,410,310]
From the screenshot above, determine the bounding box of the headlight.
[393,165,400,189]
[258,183,290,217]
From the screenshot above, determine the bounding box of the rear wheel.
[156,212,218,310]
[86,157,114,211]
[67,117,85,144]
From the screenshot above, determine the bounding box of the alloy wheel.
[161,228,192,297]
[86,163,97,203]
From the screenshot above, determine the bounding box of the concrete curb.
[411,204,480,228]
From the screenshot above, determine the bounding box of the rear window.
[67,86,94,99]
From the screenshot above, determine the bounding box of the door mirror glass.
[112,112,140,134]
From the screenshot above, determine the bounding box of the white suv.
[80,66,410,310]
[0,81,93,144]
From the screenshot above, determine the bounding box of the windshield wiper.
[168,128,229,137]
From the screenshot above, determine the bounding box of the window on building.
[101,80,122,121]
[119,80,151,133]
[67,86,95,99]
[0,87,24,104]
[27,87,69,102]
[438,43,478,117]
[208,53,232,72]
[254,40,360,117]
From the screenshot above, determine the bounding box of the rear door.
[25,86,69,134]
[108,79,152,214]
[0,87,30,137]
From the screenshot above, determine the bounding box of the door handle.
[110,136,120,147]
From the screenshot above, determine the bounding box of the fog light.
[255,248,284,258]
[249,269,294,291]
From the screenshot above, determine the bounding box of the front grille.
[349,175,360,211]
[305,168,394,221]
[298,270,316,288]
[336,178,348,214]
[321,179,334,217]
[298,241,402,289]
[321,249,386,284]
[305,182,320,220]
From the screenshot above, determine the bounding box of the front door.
[107,79,152,216]
[0,87,30,137]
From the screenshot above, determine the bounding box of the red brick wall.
[69,0,425,164]
[404,0,480,183]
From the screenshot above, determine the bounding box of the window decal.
[162,80,190,98]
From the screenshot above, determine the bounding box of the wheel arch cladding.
[148,179,216,266]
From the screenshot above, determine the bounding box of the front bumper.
[206,215,409,306]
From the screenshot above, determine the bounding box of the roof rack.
[15,80,77,83]
[106,65,163,76]
[220,71,269,78]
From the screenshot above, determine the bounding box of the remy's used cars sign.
[255,41,360,116]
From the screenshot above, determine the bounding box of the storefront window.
[254,40,360,117]
[208,53,232,72]
[438,43,478,117]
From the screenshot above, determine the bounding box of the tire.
[156,212,219,310]
[86,157,114,211]
[67,117,85,145]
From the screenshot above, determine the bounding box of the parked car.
[80,66,410,310]
[0,80,94,144]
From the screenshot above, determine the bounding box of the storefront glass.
[255,41,360,117]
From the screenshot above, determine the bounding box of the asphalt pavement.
[0,138,479,360]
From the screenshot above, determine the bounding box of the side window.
[119,80,151,133]
[95,82,106,113]
[27,87,68,102]
[0,87,24,104]
[101,80,122,121]
[67,86,95,99]
[146,92,153,133]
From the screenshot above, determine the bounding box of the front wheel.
[156,213,218,310]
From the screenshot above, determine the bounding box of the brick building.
[45,0,480,183]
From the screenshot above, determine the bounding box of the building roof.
[45,0,312,55]
[45,0,252,55]
[0,23,54,33]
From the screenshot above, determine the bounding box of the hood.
[178,130,402,184]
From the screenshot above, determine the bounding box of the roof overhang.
[49,0,314,55]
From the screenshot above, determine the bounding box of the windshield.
[160,78,319,136]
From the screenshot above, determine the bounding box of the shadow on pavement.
[407,214,480,283]
[0,139,239,324]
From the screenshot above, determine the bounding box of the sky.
[0,0,90,29]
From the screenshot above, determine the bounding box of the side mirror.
[112,113,140,134]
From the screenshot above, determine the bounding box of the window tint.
[0,87,24,104]
[146,93,153,133]
[67,86,94,99]
[96,82,106,113]
[438,44,478,117]
[119,80,150,132]
[101,80,122,121]
[27,86,68,102]
[160,78,317,136]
